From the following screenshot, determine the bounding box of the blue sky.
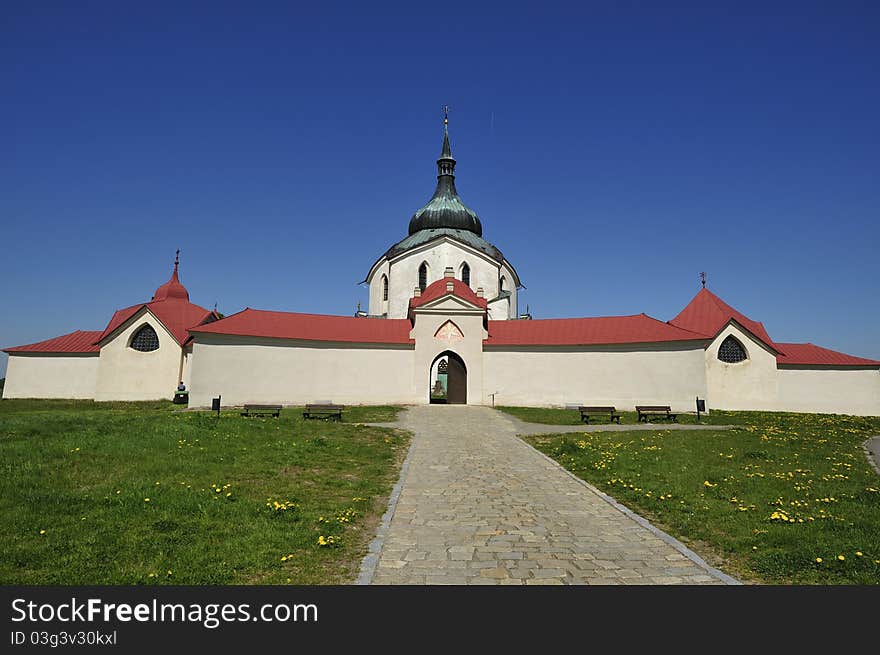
[2,2,879,376]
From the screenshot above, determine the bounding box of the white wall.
[369,239,511,319]
[705,323,779,411]
[187,335,417,407]
[777,367,880,416]
[483,342,707,411]
[94,309,184,401]
[2,353,99,399]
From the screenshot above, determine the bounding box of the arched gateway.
[430,351,467,404]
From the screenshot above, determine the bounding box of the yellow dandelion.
[144,498,150,502]
[856,552,863,557]
[815,557,822,563]
[39,529,46,535]
[837,555,845,561]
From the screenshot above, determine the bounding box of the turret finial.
[174,249,180,272]
[443,104,449,127]
[701,271,707,288]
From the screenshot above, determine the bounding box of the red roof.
[152,265,189,302]
[94,263,215,346]
[670,288,777,351]
[776,342,880,367]
[4,330,102,354]
[410,278,488,310]
[485,314,707,346]
[190,308,415,344]
[95,299,214,346]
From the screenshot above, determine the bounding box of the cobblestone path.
[366,405,737,585]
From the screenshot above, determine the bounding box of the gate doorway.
[429,351,467,404]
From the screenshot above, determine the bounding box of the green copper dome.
[407,127,483,237]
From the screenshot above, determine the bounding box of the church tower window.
[718,335,747,363]
[130,324,160,352]
[461,263,470,286]
[381,275,388,301]
[418,263,428,291]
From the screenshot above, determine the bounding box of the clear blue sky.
[2,1,879,376]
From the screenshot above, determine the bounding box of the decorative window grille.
[382,275,388,301]
[462,263,470,286]
[718,335,747,363]
[130,325,159,352]
[418,263,428,291]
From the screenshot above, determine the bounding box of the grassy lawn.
[0,400,407,585]
[516,408,880,584]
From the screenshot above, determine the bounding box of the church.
[4,119,880,416]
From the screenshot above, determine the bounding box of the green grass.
[0,399,408,585]
[520,409,880,584]
[498,405,735,426]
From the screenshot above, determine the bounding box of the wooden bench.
[241,404,282,418]
[303,404,344,421]
[578,406,622,424]
[636,405,677,423]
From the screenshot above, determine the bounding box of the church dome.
[152,252,190,302]
[407,123,483,237]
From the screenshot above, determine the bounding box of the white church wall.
[776,367,880,416]
[2,353,98,399]
[94,309,184,401]
[497,261,517,319]
[187,335,417,407]
[381,240,503,319]
[483,342,707,411]
[705,323,779,411]
[367,260,391,317]
[410,304,487,405]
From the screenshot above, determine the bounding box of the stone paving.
[365,405,737,585]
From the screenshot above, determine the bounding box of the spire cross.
[174,249,180,270]
[701,271,707,288]
[443,105,449,126]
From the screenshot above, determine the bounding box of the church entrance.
[429,351,467,404]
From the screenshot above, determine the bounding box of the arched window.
[130,324,159,352]
[500,275,506,292]
[718,335,747,363]
[381,275,388,301]
[461,263,470,286]
[418,263,428,291]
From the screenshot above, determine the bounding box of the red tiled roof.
[93,263,214,347]
[95,300,214,346]
[189,308,415,344]
[670,288,777,351]
[4,330,102,354]
[485,314,708,346]
[410,278,488,310]
[775,343,880,367]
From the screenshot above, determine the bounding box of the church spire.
[437,105,455,177]
[407,108,483,237]
[152,249,189,302]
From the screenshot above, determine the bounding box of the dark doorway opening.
[430,351,467,404]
